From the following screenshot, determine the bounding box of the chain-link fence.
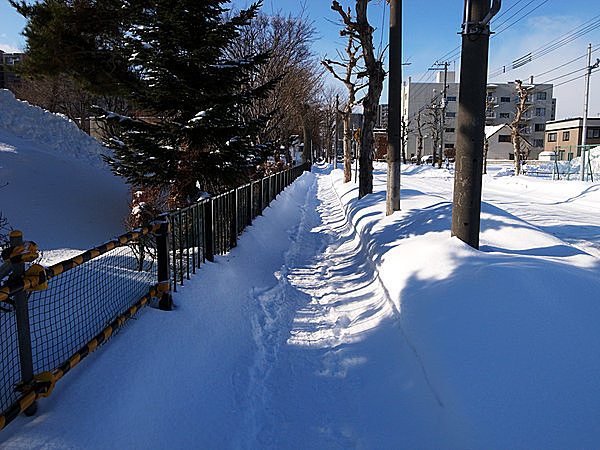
[0,162,309,431]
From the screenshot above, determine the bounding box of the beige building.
[544,117,600,160]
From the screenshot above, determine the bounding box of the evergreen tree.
[12,0,276,204]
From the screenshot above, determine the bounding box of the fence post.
[154,216,173,311]
[231,190,238,249]
[9,230,37,416]
[248,183,253,225]
[204,199,214,262]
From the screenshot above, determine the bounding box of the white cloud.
[0,42,23,53]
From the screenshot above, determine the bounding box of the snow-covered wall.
[0,89,108,168]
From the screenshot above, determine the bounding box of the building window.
[534,123,545,132]
[535,107,546,117]
[446,112,456,118]
[500,96,511,102]
[587,128,600,139]
[562,131,570,141]
[498,135,511,143]
[444,143,454,148]
[536,92,547,100]
[446,96,456,101]
[547,132,557,142]
[533,139,544,147]
[445,127,455,133]
[499,112,510,119]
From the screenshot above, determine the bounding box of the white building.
[401,72,556,161]
[485,124,513,160]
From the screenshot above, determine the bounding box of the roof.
[485,124,510,139]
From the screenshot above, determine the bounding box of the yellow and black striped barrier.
[0,221,169,303]
[0,285,164,432]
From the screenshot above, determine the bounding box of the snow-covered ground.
[2,158,600,448]
[0,89,129,260]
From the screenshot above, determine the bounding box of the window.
[446,96,457,101]
[534,123,545,132]
[562,131,570,141]
[536,92,547,100]
[535,107,546,117]
[499,112,510,119]
[533,139,544,147]
[500,96,511,102]
[446,112,456,118]
[587,128,600,139]
[548,132,557,142]
[444,143,454,148]
[445,128,455,133]
[498,135,511,143]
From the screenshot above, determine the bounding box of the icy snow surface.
[0,89,129,256]
[3,160,600,448]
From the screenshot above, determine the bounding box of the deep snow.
[1,156,600,448]
[0,89,129,258]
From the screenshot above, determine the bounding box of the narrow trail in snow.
[239,167,447,449]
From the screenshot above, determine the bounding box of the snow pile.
[0,89,129,254]
[555,145,600,175]
[0,89,109,168]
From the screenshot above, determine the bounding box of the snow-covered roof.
[485,124,510,139]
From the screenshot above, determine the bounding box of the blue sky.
[1,0,599,118]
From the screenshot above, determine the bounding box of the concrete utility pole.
[580,43,600,181]
[451,0,501,249]
[386,0,401,215]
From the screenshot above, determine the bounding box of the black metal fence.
[168,163,309,288]
[0,162,309,431]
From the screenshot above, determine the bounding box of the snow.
[2,152,600,448]
[0,89,129,259]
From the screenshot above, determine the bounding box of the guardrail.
[0,162,310,432]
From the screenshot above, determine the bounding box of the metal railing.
[0,162,309,431]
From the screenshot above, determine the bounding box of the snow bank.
[0,89,109,169]
[332,162,600,447]
[0,89,128,253]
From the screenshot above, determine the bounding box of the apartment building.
[486,78,555,159]
[401,72,556,161]
[0,50,25,89]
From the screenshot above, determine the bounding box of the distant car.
[421,154,433,164]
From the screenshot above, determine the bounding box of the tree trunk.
[356,0,385,199]
[483,138,488,174]
[343,112,353,182]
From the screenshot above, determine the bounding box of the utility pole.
[581,43,600,181]
[334,95,339,169]
[386,0,401,215]
[451,0,501,249]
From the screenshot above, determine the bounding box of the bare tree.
[401,117,410,163]
[510,79,533,176]
[416,111,424,164]
[332,0,386,198]
[226,9,323,157]
[322,24,365,182]
[425,99,443,167]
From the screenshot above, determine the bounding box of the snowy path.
[237,166,452,448]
